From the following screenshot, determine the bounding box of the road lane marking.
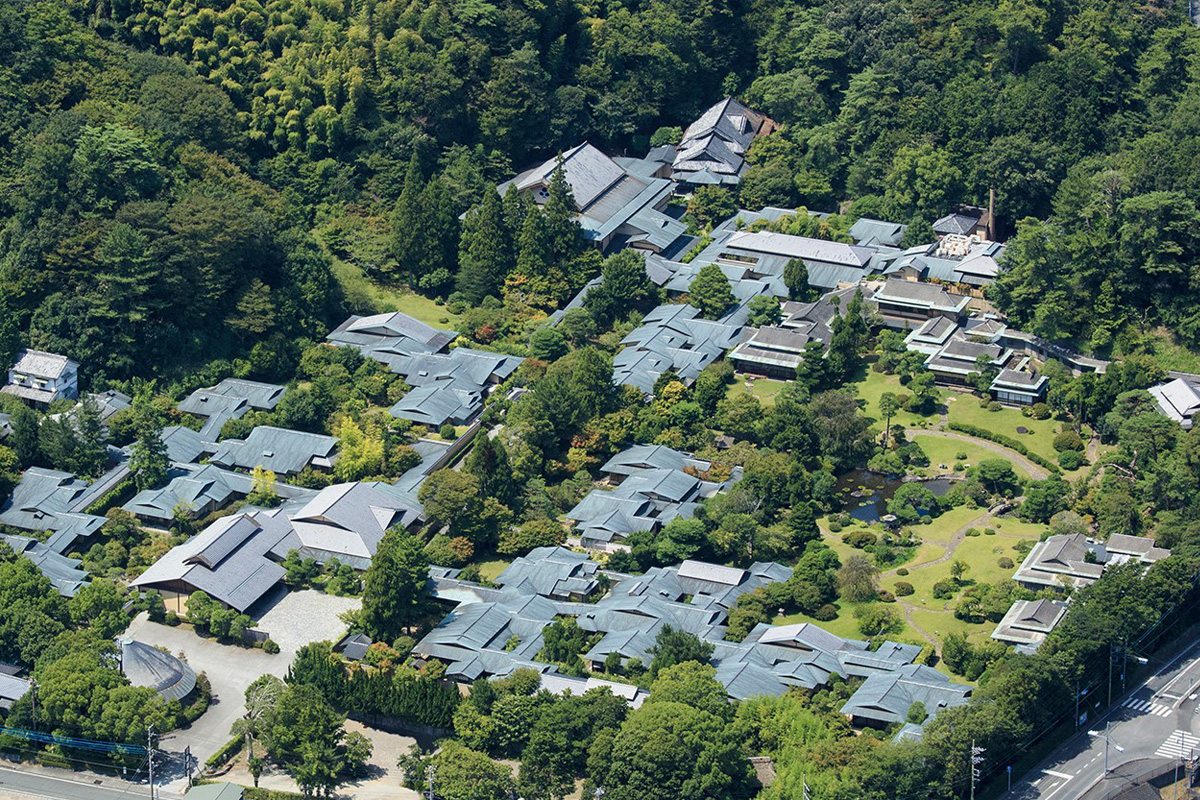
[1043,770,1074,779]
[1123,697,1174,716]
[1155,730,1200,760]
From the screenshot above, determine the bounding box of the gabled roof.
[933,210,983,236]
[724,231,874,268]
[8,349,77,379]
[1150,379,1200,428]
[327,312,456,357]
[284,481,423,566]
[132,511,291,612]
[0,533,88,596]
[209,426,337,475]
[515,143,628,208]
[849,218,908,248]
[840,663,972,724]
[0,467,100,536]
[871,279,970,314]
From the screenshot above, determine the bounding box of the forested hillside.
[4,0,1200,377]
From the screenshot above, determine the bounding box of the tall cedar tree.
[362,526,431,640]
[464,435,517,508]
[391,153,425,277]
[129,399,169,490]
[456,187,514,302]
[543,161,585,266]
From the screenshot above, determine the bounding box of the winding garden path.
[880,509,999,649]
[909,429,1050,480]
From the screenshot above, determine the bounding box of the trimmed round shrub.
[894,581,915,596]
[896,568,910,576]
[955,452,968,460]
[842,530,878,549]
[1030,403,1051,420]
[984,527,996,535]
[165,611,180,626]
[828,521,844,533]
[263,639,280,654]
[987,401,1003,412]
[439,423,459,441]
[1053,430,1084,452]
[964,527,981,537]
[953,461,966,471]
[932,579,957,599]
[998,557,1015,569]
[1058,450,1085,470]
[812,604,839,621]
[877,590,896,603]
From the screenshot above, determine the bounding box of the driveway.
[125,589,361,791]
[220,720,421,799]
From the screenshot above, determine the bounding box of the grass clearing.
[331,257,462,328]
[475,558,511,583]
[726,377,790,407]
[915,436,1032,478]
[943,393,1065,462]
[851,370,939,429]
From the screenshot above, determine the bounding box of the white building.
[3,349,79,405]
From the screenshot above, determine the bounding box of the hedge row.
[205,735,244,770]
[84,477,135,515]
[947,422,1061,474]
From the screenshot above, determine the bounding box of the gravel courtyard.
[125,589,361,792]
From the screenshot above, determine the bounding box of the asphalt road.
[1009,638,1200,800]
[0,764,181,800]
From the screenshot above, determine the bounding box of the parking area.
[125,589,361,786]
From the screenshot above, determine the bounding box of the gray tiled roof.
[840,663,972,725]
[119,637,197,702]
[0,468,106,553]
[209,426,337,475]
[132,511,291,612]
[1,534,88,596]
[9,349,77,379]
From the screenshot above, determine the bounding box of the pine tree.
[227,279,277,337]
[794,340,831,394]
[688,263,736,319]
[584,249,659,325]
[94,223,162,374]
[419,177,460,294]
[783,258,818,301]
[362,526,431,641]
[10,405,41,469]
[516,209,552,279]
[129,399,169,491]
[70,395,108,478]
[456,188,514,303]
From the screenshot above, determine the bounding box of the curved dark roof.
[119,638,197,702]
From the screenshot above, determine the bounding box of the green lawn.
[915,435,1031,478]
[725,377,790,407]
[943,393,1065,462]
[851,369,939,429]
[331,257,462,328]
[475,558,511,583]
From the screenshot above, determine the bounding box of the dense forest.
[3,0,1200,385]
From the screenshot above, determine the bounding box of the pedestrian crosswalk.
[1123,697,1173,717]
[1156,731,1200,760]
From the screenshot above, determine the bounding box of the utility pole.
[1104,722,1110,776]
[971,741,985,800]
[147,725,155,800]
[427,763,436,800]
[1109,641,1114,707]
[29,678,36,732]
[1075,680,1081,728]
